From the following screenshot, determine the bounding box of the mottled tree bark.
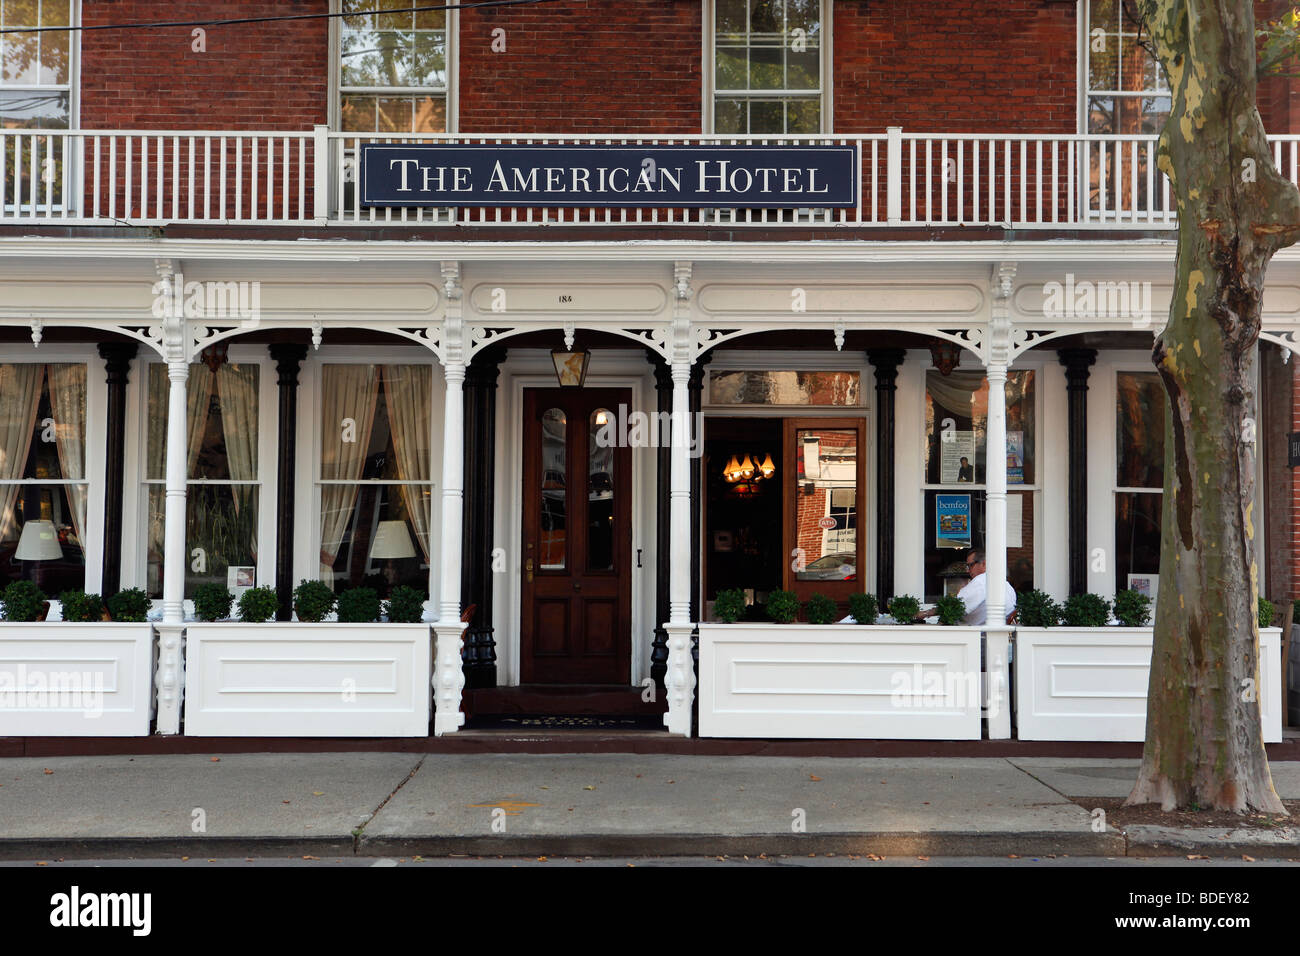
[1124,0,1300,813]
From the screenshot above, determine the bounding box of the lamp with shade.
[369,519,417,591]
[15,519,62,584]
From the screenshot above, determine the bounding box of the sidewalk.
[1,753,1297,859]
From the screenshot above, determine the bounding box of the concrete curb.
[0,831,1125,860]
[1123,825,1300,859]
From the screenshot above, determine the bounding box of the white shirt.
[956,572,1017,626]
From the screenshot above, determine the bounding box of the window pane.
[1088,34,1119,90]
[924,370,1035,485]
[748,44,782,90]
[749,99,784,133]
[787,49,820,90]
[320,484,429,596]
[1116,491,1161,595]
[340,95,376,133]
[714,98,746,134]
[0,482,87,594]
[786,98,820,133]
[588,409,614,572]
[2,33,38,85]
[716,46,747,90]
[148,363,259,482]
[412,96,446,133]
[410,32,447,88]
[750,0,780,34]
[376,96,412,133]
[923,489,1036,602]
[1116,371,1164,488]
[1,363,83,480]
[714,0,821,133]
[539,408,567,570]
[717,0,747,35]
[1089,0,1119,33]
[709,370,860,406]
[147,484,258,600]
[794,428,857,581]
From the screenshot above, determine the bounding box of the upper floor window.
[339,0,449,133]
[0,0,73,128]
[712,0,824,134]
[1083,0,1170,134]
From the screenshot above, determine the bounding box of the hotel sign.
[359,143,857,208]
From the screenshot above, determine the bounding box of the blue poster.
[936,494,972,549]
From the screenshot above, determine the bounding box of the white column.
[663,360,695,736]
[984,361,1011,739]
[155,359,189,734]
[433,360,467,736]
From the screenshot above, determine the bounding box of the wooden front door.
[521,388,632,684]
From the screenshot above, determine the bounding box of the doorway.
[519,387,632,684]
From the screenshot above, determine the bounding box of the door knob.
[525,558,533,582]
[573,582,581,591]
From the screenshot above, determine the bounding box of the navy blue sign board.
[359,143,857,209]
[1291,431,1300,467]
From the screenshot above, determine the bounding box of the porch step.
[463,684,664,718]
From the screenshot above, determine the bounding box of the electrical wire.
[0,0,567,36]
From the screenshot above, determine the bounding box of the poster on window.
[1007,430,1025,484]
[940,430,976,483]
[936,494,972,549]
[1128,573,1159,605]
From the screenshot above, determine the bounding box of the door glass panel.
[588,408,615,572]
[539,408,567,570]
[794,428,857,581]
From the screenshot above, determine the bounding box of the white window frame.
[703,0,832,135]
[0,0,80,128]
[0,349,105,594]
[129,348,278,602]
[329,0,459,134]
[1077,0,1169,135]
[298,348,443,607]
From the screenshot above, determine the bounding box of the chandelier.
[722,452,776,483]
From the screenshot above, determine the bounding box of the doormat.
[464,714,664,731]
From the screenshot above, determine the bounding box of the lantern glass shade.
[551,350,591,388]
[740,454,754,479]
[723,455,741,482]
[15,520,62,561]
[759,453,776,478]
[369,520,417,560]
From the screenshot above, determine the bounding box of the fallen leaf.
[35,861,47,866]
[1187,854,1209,861]
[917,856,930,861]
[1242,854,1256,862]
[282,800,291,804]
[538,856,548,862]
[207,859,215,863]
[302,855,318,860]
[583,785,596,791]
[181,856,189,862]
[866,853,882,861]
[809,774,822,781]
[312,791,324,796]
[210,757,220,762]
[42,769,53,775]
[667,780,675,784]
[1008,854,1019,859]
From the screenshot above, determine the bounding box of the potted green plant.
[1061,592,1110,628]
[847,592,878,625]
[58,589,104,623]
[1016,589,1061,627]
[1259,597,1276,629]
[193,582,235,622]
[1113,588,1152,627]
[805,593,838,625]
[887,594,921,625]
[237,586,279,623]
[384,586,426,624]
[106,587,151,623]
[765,590,799,624]
[1,580,48,622]
[712,587,746,623]
[293,579,336,623]
[933,594,967,626]
[337,587,381,624]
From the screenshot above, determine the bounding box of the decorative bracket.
[441,261,464,369]
[987,261,1018,367]
[30,318,42,347]
[833,317,845,352]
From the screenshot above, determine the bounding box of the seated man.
[955,549,1016,625]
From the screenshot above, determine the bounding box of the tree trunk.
[1125,0,1300,813]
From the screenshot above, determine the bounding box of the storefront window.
[0,362,87,595]
[145,363,260,599]
[922,369,1036,601]
[709,370,859,406]
[1115,370,1164,597]
[793,427,857,581]
[318,364,433,596]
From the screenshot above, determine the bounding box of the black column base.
[463,625,498,689]
[650,625,669,693]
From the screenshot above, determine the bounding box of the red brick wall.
[80,1,328,130]
[831,0,1077,134]
[457,0,702,133]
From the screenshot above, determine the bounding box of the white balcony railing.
[4,126,1298,230]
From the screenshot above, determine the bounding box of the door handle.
[525,558,534,582]
[573,582,581,591]
[636,548,643,568]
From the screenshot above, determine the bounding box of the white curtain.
[319,365,379,579]
[46,364,87,554]
[0,364,44,542]
[147,362,214,479]
[382,365,432,562]
[217,363,260,562]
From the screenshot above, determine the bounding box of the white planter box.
[0,622,154,736]
[1015,626,1282,743]
[698,623,984,740]
[184,623,432,737]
